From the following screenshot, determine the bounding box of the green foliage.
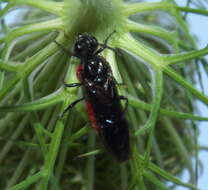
[0,0,208,189]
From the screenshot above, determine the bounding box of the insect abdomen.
[87,96,130,162]
[100,117,130,161]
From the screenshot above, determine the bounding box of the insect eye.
[91,38,98,47]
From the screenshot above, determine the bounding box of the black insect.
[55,32,130,162]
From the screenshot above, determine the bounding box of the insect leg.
[59,97,85,118]
[64,83,82,88]
[54,40,76,57]
[96,45,117,55]
[119,96,128,115]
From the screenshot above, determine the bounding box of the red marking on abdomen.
[86,101,100,132]
[77,65,99,131]
[76,65,83,81]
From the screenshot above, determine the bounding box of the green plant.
[0,0,208,189]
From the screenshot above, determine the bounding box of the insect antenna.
[97,30,122,55]
[104,30,116,44]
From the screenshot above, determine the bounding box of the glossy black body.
[74,33,130,161]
